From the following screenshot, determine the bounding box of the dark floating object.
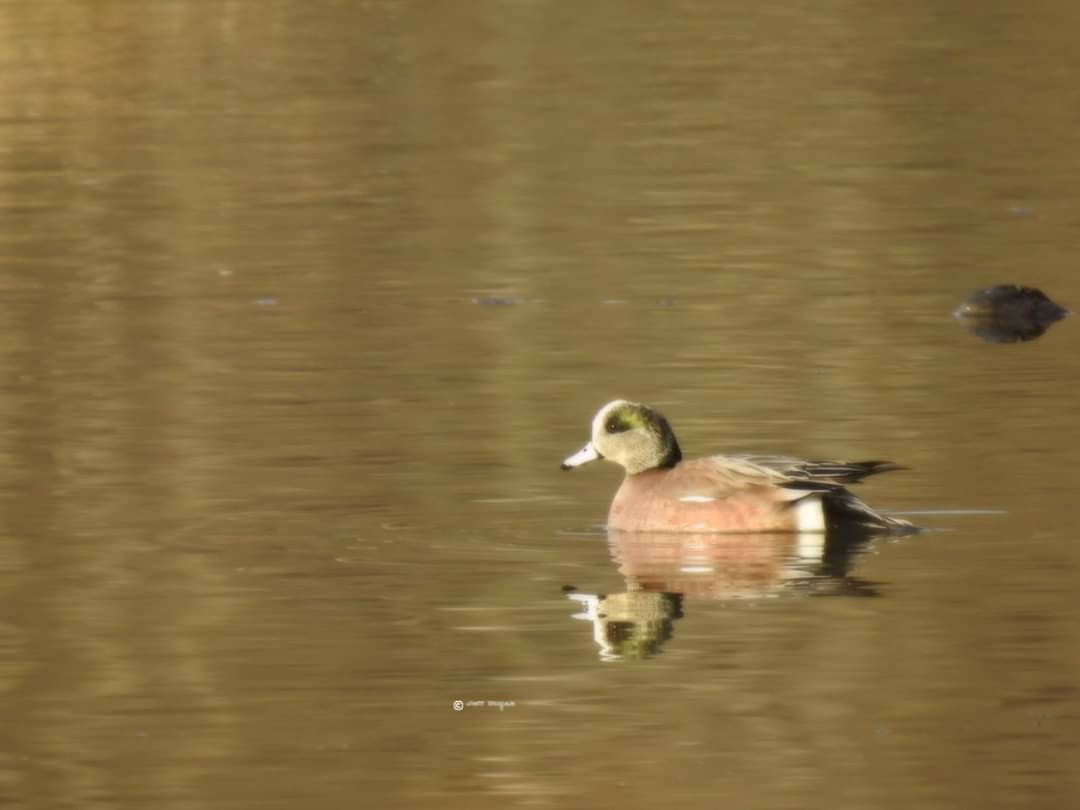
[954,285,1069,343]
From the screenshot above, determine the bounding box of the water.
[1,2,1079,808]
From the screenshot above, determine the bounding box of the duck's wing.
[729,455,906,487]
[665,455,822,501]
[666,456,914,532]
[726,455,914,532]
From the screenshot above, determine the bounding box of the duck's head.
[561,399,682,476]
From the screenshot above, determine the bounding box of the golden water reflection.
[2,0,1080,808]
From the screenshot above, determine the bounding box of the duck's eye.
[605,417,629,434]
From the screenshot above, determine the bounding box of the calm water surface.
[1,2,1080,809]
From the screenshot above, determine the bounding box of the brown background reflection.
[0,2,1078,808]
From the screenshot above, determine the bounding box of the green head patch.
[603,403,649,435]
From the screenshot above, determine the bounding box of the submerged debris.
[954,284,1069,343]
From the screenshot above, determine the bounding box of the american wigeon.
[561,400,913,533]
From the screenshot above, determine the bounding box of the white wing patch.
[678,495,716,503]
[794,496,826,532]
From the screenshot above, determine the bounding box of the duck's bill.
[561,442,602,470]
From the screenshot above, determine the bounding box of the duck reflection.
[567,589,683,662]
[567,529,876,661]
[954,284,1069,343]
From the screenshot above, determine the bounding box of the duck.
[953,284,1069,343]
[561,400,913,533]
